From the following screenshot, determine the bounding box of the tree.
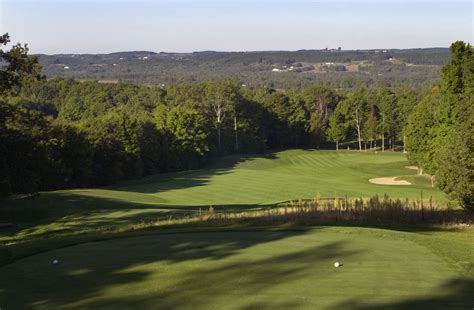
[434,41,473,208]
[405,89,439,174]
[156,105,210,169]
[302,85,338,120]
[204,81,240,153]
[0,33,43,94]
[435,116,473,209]
[376,89,397,151]
[405,41,473,208]
[338,90,367,151]
[326,110,346,150]
[394,86,421,152]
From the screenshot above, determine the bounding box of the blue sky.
[0,0,472,54]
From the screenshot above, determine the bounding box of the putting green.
[0,227,471,309]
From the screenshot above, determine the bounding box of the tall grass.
[191,194,472,227]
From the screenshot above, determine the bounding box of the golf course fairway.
[9,150,445,213]
[0,227,472,309]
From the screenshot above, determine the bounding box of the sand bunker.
[369,177,411,185]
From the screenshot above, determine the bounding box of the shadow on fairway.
[0,152,279,224]
[0,229,351,309]
[86,240,353,309]
[332,277,474,310]
[114,152,278,194]
[0,201,270,241]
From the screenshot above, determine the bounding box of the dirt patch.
[405,165,418,170]
[369,177,411,185]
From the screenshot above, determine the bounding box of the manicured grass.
[76,150,445,205]
[0,151,470,309]
[0,150,445,238]
[3,150,445,211]
[0,227,472,309]
[0,150,447,242]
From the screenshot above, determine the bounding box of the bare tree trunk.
[234,115,238,152]
[403,135,406,153]
[214,102,225,152]
[336,141,339,151]
[381,114,385,152]
[355,109,362,151]
[217,124,222,151]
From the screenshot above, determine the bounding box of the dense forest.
[1,34,472,209]
[38,48,449,90]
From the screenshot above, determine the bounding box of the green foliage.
[2,34,469,208]
[158,105,210,169]
[0,33,43,94]
[405,91,439,173]
[1,75,426,195]
[406,41,473,209]
[435,122,473,208]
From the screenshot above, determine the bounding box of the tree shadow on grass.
[0,152,280,225]
[0,186,275,239]
[0,199,273,241]
[111,152,278,194]
[82,241,354,309]
[331,277,474,310]
[0,229,349,309]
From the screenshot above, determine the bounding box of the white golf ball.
[334,262,340,268]
[53,259,59,265]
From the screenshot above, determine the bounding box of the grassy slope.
[0,227,472,309]
[0,150,447,243]
[2,150,445,210]
[0,151,470,309]
[68,150,445,206]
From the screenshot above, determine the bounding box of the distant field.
[37,48,448,89]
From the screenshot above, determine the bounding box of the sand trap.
[369,177,411,185]
[405,165,418,170]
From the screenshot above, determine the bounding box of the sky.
[0,0,472,54]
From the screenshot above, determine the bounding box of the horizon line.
[32,46,454,56]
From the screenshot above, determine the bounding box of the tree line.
[1,34,472,209]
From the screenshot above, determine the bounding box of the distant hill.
[37,48,450,89]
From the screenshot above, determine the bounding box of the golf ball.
[53,259,59,265]
[334,262,340,268]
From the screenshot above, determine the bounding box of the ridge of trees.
[37,48,449,90]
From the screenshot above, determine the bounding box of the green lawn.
[3,150,445,212]
[0,150,447,242]
[63,149,445,206]
[0,150,472,309]
[0,227,472,309]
